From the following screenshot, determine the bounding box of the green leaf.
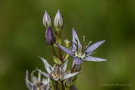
[63,53,69,61]
[53,55,62,65]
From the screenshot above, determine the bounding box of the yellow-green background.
[0,0,135,90]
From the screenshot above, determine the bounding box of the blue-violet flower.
[56,29,106,65]
[37,56,80,81]
[25,70,50,90]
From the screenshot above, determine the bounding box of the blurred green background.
[0,0,135,90]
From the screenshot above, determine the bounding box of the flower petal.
[73,57,83,65]
[43,11,52,27]
[85,40,105,55]
[54,10,63,29]
[60,59,68,73]
[25,70,32,89]
[56,44,74,57]
[45,27,56,45]
[46,78,50,90]
[76,58,83,65]
[38,70,41,82]
[63,72,80,80]
[38,56,53,74]
[72,60,81,72]
[33,85,37,90]
[41,78,50,90]
[72,28,81,50]
[84,56,106,62]
[36,68,50,78]
[30,70,38,83]
[72,85,77,90]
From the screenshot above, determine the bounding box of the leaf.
[53,55,62,65]
[63,53,69,61]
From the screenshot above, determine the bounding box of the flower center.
[51,73,59,79]
[74,51,86,59]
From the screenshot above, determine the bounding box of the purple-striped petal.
[56,44,74,57]
[72,85,77,90]
[30,70,38,83]
[25,70,32,89]
[84,56,106,62]
[63,72,80,80]
[38,56,53,74]
[85,40,105,55]
[74,57,83,65]
[40,78,50,90]
[36,68,50,78]
[72,28,81,50]
[59,60,68,73]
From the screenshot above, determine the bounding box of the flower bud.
[43,11,52,28]
[54,10,64,30]
[45,27,56,45]
[64,39,71,48]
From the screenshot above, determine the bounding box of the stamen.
[83,35,86,43]
[84,41,92,51]
[87,41,92,47]
[82,43,86,54]
[90,52,96,55]
[38,70,41,82]
[82,35,86,53]
[86,52,96,57]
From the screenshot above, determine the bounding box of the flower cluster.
[25,10,106,90]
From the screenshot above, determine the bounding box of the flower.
[37,56,80,81]
[54,10,64,30]
[45,27,56,45]
[43,11,52,28]
[25,70,50,90]
[56,28,106,65]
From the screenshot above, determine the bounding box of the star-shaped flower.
[25,70,50,90]
[56,28,106,65]
[37,56,80,81]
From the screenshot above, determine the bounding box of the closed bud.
[45,27,56,45]
[43,11,52,28]
[54,10,64,30]
[64,39,71,48]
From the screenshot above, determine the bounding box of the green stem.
[51,46,57,57]
[56,30,63,62]
[55,81,58,90]
[69,87,72,90]
[51,81,55,90]
[56,29,61,38]
[58,47,63,62]
[61,81,65,90]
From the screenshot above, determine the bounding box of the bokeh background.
[0,0,135,90]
